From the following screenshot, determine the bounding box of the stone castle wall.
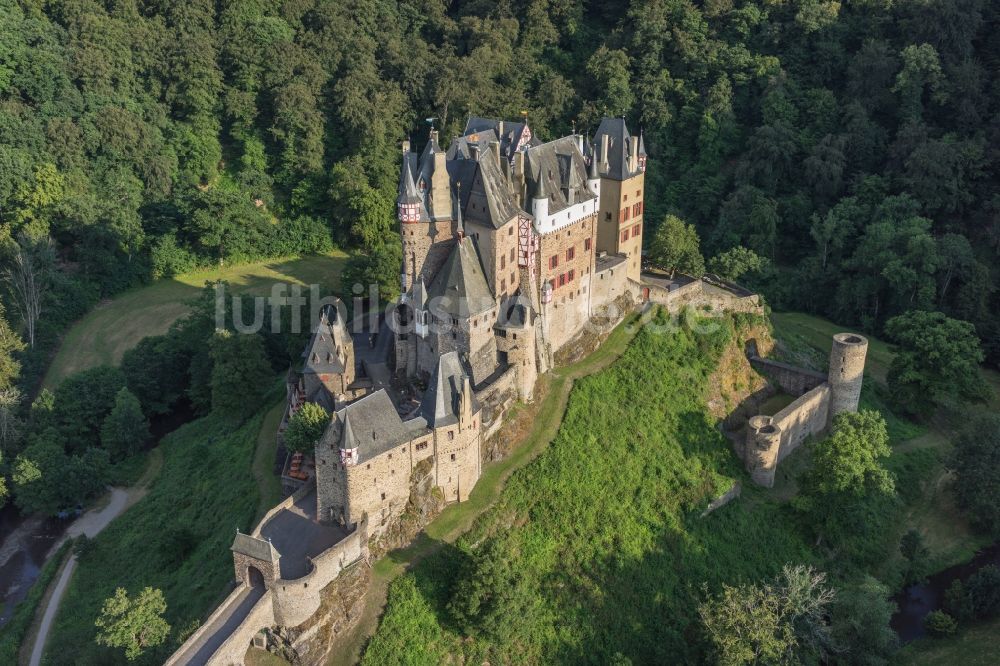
[748,357,827,396]
[772,384,830,463]
[270,526,367,627]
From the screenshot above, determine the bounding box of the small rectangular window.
[585,238,592,251]
[450,453,456,461]
[448,431,454,441]
[566,246,575,261]
[549,255,559,269]
[568,269,575,282]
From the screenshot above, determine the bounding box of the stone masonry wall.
[772,383,830,463]
[748,357,827,397]
[270,526,367,628]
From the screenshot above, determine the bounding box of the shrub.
[924,610,957,637]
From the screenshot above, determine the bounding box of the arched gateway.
[231,531,281,589]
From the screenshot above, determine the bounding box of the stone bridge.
[166,483,367,665]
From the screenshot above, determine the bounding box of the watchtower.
[745,415,782,488]
[827,333,868,426]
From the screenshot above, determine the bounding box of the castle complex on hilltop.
[302,116,650,536]
[169,117,866,666]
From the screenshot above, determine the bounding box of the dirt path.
[326,312,645,666]
[22,449,163,666]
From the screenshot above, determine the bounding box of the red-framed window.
[568,269,575,282]
[624,207,631,221]
[632,223,641,236]
[566,246,575,261]
[584,238,592,251]
[549,254,559,269]
[558,273,567,287]
[510,247,515,263]
[621,229,629,242]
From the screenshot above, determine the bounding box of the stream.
[0,399,195,628]
[890,542,1000,642]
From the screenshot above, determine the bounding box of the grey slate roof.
[420,351,479,428]
[333,389,427,463]
[426,236,495,319]
[302,306,346,375]
[495,292,534,328]
[594,117,641,181]
[232,532,280,562]
[524,136,596,215]
[459,151,521,230]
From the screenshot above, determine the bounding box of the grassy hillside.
[42,392,280,665]
[43,251,347,387]
[362,311,816,664]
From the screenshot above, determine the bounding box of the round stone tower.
[827,333,868,426]
[746,415,782,488]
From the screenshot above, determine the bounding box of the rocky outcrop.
[263,562,371,665]
[368,458,445,559]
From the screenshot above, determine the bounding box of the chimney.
[498,120,505,137]
[576,133,584,154]
[429,129,439,148]
[630,135,639,172]
[512,151,525,203]
[469,143,480,161]
[488,140,501,171]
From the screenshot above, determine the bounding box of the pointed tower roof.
[426,236,494,318]
[420,351,479,428]
[638,131,647,157]
[399,158,421,205]
[302,307,345,375]
[533,162,548,199]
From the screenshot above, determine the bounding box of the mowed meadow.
[43,251,347,387]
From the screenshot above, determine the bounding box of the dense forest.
[2,0,999,392]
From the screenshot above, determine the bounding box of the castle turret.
[746,415,782,488]
[827,333,868,426]
[637,132,647,172]
[532,167,548,221]
[587,142,601,198]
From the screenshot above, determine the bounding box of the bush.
[924,610,957,637]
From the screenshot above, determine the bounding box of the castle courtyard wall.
[748,358,827,397]
[772,383,830,463]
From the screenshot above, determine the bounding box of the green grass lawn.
[361,312,814,665]
[43,251,347,387]
[896,615,1000,666]
[42,388,282,665]
[770,311,896,382]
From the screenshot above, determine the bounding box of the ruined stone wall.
[772,384,830,463]
[644,280,762,317]
[748,357,827,396]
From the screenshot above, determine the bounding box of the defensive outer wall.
[167,274,764,665]
[743,333,868,487]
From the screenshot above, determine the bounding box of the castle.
[168,117,865,665]
[304,116,650,538]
